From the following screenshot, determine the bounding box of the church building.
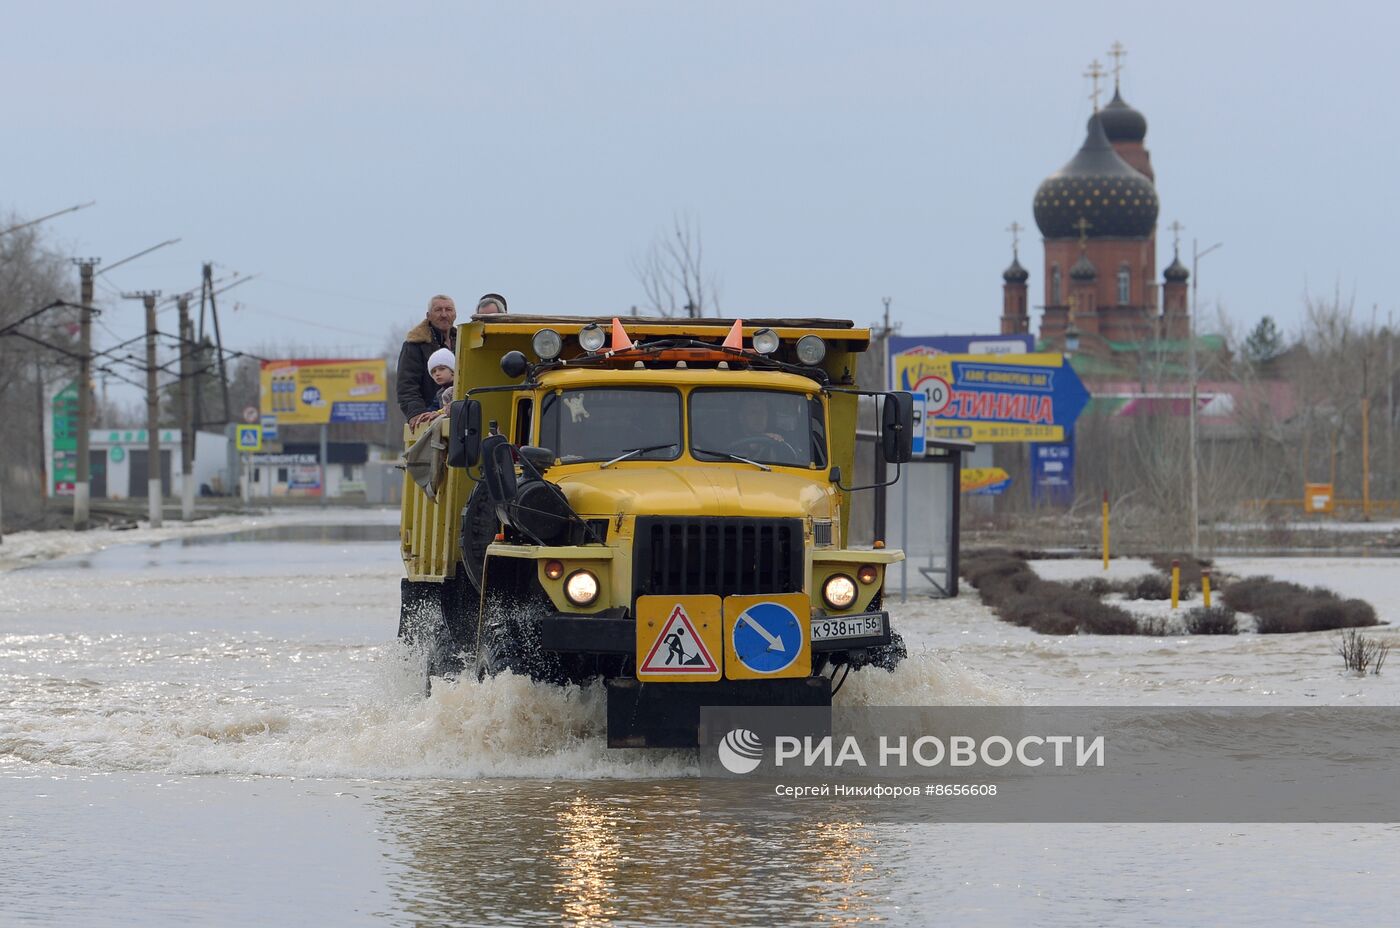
[1000,53,1192,353]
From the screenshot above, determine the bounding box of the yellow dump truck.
[399,315,914,747]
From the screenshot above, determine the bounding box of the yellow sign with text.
[889,351,1089,443]
[961,467,1011,494]
[259,359,388,426]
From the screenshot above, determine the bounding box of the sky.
[4,0,1398,385]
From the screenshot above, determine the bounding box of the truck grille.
[633,517,804,599]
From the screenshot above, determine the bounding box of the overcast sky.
[5,0,1397,374]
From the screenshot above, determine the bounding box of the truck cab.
[399,315,914,747]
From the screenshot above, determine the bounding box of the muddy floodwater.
[1,511,1395,926]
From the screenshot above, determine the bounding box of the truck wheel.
[866,630,907,671]
[458,481,498,592]
[400,576,477,681]
[475,591,566,685]
[399,579,447,681]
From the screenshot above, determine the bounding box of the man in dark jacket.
[398,294,457,426]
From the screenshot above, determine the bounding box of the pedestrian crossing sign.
[235,425,263,452]
[636,595,721,682]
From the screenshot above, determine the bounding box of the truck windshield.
[690,389,827,468]
[540,388,682,464]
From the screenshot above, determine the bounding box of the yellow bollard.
[1202,569,1212,608]
[1170,559,1180,609]
[1102,490,1110,571]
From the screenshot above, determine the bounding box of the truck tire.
[399,574,478,681]
[458,481,497,593]
[866,630,907,671]
[475,590,566,685]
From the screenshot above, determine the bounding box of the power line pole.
[123,290,163,526]
[177,295,196,521]
[194,271,208,432]
[1189,239,1223,559]
[205,263,232,424]
[72,258,100,530]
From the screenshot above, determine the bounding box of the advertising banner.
[961,467,1012,496]
[1031,440,1075,505]
[888,335,1033,382]
[259,359,387,425]
[50,382,79,496]
[891,351,1089,444]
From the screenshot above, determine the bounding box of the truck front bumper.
[606,676,832,748]
[537,611,893,654]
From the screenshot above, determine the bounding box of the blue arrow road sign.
[732,601,802,674]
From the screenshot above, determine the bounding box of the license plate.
[810,614,883,642]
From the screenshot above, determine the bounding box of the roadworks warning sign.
[636,597,721,682]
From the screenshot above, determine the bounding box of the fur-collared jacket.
[397,319,455,419]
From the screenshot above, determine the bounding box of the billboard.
[1031,441,1075,505]
[259,359,387,425]
[888,335,1033,384]
[50,382,79,496]
[961,467,1012,496]
[892,351,1090,444]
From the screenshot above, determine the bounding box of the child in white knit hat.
[427,347,455,411]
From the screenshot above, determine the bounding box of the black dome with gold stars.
[1033,113,1158,239]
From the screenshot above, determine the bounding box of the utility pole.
[1188,238,1223,559]
[205,263,232,424]
[1388,310,1395,500]
[72,258,100,530]
[177,295,196,521]
[123,290,163,526]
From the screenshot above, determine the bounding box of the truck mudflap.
[537,612,893,654]
[606,676,832,748]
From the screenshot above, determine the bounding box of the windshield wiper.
[600,443,677,469]
[692,448,772,472]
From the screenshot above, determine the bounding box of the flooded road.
[1,511,1394,926]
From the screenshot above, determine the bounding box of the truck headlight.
[564,569,599,607]
[795,334,826,365]
[578,323,606,353]
[822,573,857,610]
[752,327,780,355]
[532,328,563,361]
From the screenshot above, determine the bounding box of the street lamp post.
[1189,238,1223,559]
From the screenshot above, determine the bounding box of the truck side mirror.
[447,399,482,468]
[881,391,914,464]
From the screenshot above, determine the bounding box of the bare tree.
[632,213,721,317]
[0,215,76,530]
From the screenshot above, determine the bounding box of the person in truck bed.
[398,294,457,428]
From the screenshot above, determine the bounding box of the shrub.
[1223,575,1378,634]
[1336,628,1392,674]
[961,549,1138,635]
[1136,616,1171,636]
[1184,606,1238,635]
[1069,576,1112,596]
[1072,598,1141,635]
[1119,573,1173,601]
[1150,555,1212,591]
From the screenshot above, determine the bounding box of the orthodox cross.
[1168,220,1185,253]
[1006,221,1023,257]
[1074,216,1093,249]
[1107,42,1127,90]
[1084,59,1106,111]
